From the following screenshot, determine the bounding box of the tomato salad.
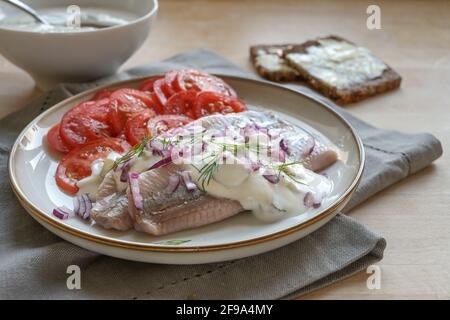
[47,69,247,194]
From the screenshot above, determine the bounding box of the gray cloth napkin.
[0,49,442,299]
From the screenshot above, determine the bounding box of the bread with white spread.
[250,44,300,82]
[284,35,402,104]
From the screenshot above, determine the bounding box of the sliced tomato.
[174,69,237,97]
[47,124,69,154]
[106,88,156,134]
[164,90,197,117]
[163,70,179,96]
[147,115,192,137]
[139,76,163,92]
[153,79,170,109]
[125,109,157,146]
[56,138,130,194]
[193,91,247,119]
[60,99,114,150]
[116,130,127,141]
[150,92,165,114]
[110,88,154,108]
[92,89,114,101]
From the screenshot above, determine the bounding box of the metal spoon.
[2,0,118,29]
[2,0,50,25]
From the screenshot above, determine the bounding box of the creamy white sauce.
[0,7,138,33]
[187,150,331,222]
[173,123,331,221]
[286,39,387,89]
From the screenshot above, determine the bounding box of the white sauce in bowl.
[0,6,139,33]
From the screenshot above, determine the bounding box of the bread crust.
[249,44,300,82]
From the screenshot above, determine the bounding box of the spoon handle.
[2,0,50,25]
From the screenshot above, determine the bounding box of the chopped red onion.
[73,194,92,220]
[78,194,86,216]
[81,194,92,220]
[53,206,72,220]
[180,170,197,191]
[149,139,164,152]
[304,192,321,209]
[119,162,131,182]
[249,161,261,172]
[280,138,289,153]
[302,136,316,157]
[263,173,280,184]
[268,145,286,163]
[165,174,181,193]
[128,172,144,210]
[268,128,281,139]
[149,156,172,170]
[73,196,80,214]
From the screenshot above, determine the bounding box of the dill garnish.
[194,140,265,189]
[113,136,150,170]
[196,153,221,190]
[272,160,307,185]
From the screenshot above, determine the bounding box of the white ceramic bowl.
[0,0,158,89]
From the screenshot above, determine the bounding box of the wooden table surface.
[1,0,449,299]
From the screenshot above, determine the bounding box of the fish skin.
[91,171,133,231]
[95,171,118,200]
[91,192,133,231]
[127,165,244,236]
[132,194,243,236]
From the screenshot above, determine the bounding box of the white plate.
[9,76,364,264]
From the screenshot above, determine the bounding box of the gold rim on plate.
[8,76,365,253]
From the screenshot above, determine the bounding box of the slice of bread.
[250,44,300,82]
[283,35,402,105]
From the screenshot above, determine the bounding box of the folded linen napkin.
[0,49,442,299]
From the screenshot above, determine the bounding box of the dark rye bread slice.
[250,44,300,82]
[283,35,402,105]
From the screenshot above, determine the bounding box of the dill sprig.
[272,160,307,185]
[196,153,221,190]
[113,136,150,170]
[194,140,264,189]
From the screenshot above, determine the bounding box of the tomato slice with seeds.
[139,76,163,92]
[125,109,157,146]
[164,90,197,117]
[92,89,114,101]
[153,79,170,108]
[60,99,114,150]
[47,124,69,154]
[174,69,237,97]
[147,115,193,137]
[193,91,247,119]
[107,88,156,134]
[110,89,154,108]
[163,70,179,96]
[56,138,130,194]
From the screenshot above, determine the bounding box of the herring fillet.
[128,165,243,236]
[90,111,338,235]
[189,111,338,172]
[90,171,133,231]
